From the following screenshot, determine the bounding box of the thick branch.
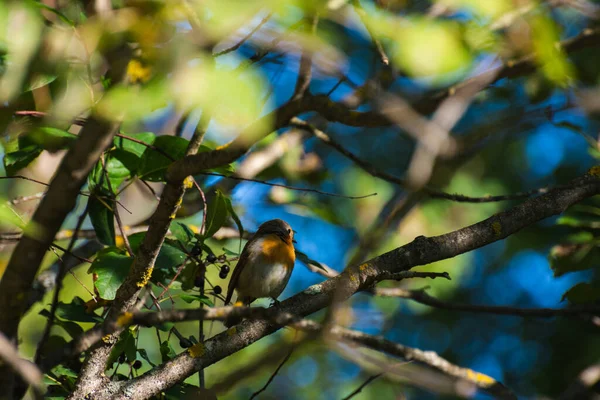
[0,116,119,392]
[89,169,600,399]
[68,97,314,397]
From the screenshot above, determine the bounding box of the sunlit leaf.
[172,57,271,141]
[26,127,77,152]
[3,145,42,176]
[0,2,43,102]
[97,80,169,122]
[114,132,156,158]
[170,221,196,245]
[438,0,512,20]
[391,18,473,84]
[530,13,575,86]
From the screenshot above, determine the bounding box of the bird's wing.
[224,239,253,305]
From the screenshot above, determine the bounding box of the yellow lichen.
[117,312,133,327]
[115,235,124,248]
[183,176,194,189]
[126,59,152,84]
[227,327,237,337]
[187,343,205,358]
[492,221,502,236]
[216,141,232,151]
[466,369,496,386]
[137,265,154,288]
[587,165,600,177]
[62,229,73,238]
[189,225,200,234]
[102,334,112,343]
[359,263,370,272]
[349,273,358,283]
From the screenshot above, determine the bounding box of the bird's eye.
[287,228,292,234]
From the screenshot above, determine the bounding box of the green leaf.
[138,135,188,182]
[160,340,177,362]
[3,145,42,176]
[107,328,137,367]
[180,260,200,291]
[104,151,133,189]
[170,222,195,245]
[89,249,133,300]
[562,282,600,304]
[88,192,116,246]
[180,294,214,307]
[114,132,156,158]
[128,233,188,284]
[137,349,156,367]
[24,73,58,92]
[222,247,239,257]
[28,127,77,152]
[0,201,27,230]
[204,190,228,239]
[295,249,326,271]
[40,309,84,338]
[550,243,600,276]
[49,297,103,323]
[224,196,243,250]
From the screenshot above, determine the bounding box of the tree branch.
[0,116,119,393]
[374,287,600,318]
[84,168,600,399]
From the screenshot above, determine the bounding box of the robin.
[225,219,296,306]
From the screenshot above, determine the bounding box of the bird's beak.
[292,239,297,243]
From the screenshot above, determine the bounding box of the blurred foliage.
[0,0,600,399]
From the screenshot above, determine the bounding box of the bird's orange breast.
[260,234,295,267]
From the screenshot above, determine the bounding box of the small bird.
[225,219,296,306]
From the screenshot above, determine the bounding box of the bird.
[225,219,296,306]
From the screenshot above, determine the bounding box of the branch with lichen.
[70,168,600,399]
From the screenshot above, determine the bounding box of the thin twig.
[34,200,90,366]
[201,172,377,199]
[374,287,600,318]
[341,373,383,400]
[352,0,389,65]
[249,344,295,399]
[291,118,561,203]
[213,12,273,57]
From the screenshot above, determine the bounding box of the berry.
[206,254,217,263]
[118,353,126,364]
[179,339,191,348]
[190,244,202,257]
[213,285,222,295]
[132,360,142,369]
[194,276,204,288]
[219,270,228,279]
[221,265,230,274]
